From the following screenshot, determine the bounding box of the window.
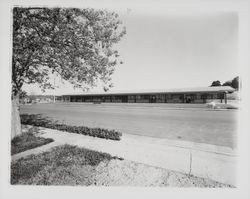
[128,95,134,100]
[201,94,207,99]
[217,93,224,99]
[136,95,141,100]
[140,95,148,100]
[158,94,164,100]
[63,96,70,101]
[172,94,181,100]
[206,94,212,99]
[165,94,172,100]
[196,94,201,100]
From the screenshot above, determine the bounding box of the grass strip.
[11,144,119,185]
[11,132,54,155]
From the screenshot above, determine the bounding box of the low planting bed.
[21,114,122,141]
[11,132,54,155]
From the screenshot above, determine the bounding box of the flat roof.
[61,86,235,96]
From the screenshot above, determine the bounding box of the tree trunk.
[11,95,22,139]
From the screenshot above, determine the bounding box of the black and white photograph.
[0,0,250,199]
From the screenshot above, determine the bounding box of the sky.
[23,9,238,95]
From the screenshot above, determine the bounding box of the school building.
[56,86,235,104]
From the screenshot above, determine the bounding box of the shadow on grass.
[11,144,121,185]
[11,130,54,155]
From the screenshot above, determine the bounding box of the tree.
[12,7,126,138]
[222,81,232,87]
[19,90,28,99]
[210,80,221,87]
[222,76,239,90]
[231,76,239,90]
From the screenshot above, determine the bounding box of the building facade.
[56,86,235,104]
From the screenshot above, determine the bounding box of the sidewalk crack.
[189,152,192,176]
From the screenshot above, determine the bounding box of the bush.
[21,114,122,141]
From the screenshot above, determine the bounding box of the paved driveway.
[20,103,237,148]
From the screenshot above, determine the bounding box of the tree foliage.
[222,80,232,87]
[12,7,126,95]
[210,76,239,90]
[19,90,28,99]
[231,76,239,90]
[222,76,239,90]
[210,80,221,87]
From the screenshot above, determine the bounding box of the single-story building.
[56,86,235,104]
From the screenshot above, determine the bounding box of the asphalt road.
[20,103,237,148]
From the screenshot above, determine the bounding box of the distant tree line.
[210,76,239,90]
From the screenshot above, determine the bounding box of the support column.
[224,92,227,104]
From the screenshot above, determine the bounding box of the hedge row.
[21,114,122,141]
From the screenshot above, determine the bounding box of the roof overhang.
[61,86,235,97]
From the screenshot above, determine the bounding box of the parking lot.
[20,103,238,148]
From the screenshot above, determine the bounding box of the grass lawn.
[11,131,54,155]
[11,144,233,187]
[11,144,118,185]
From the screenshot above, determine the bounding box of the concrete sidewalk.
[12,126,237,186]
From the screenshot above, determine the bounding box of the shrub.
[21,114,122,141]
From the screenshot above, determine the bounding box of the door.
[149,95,156,103]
